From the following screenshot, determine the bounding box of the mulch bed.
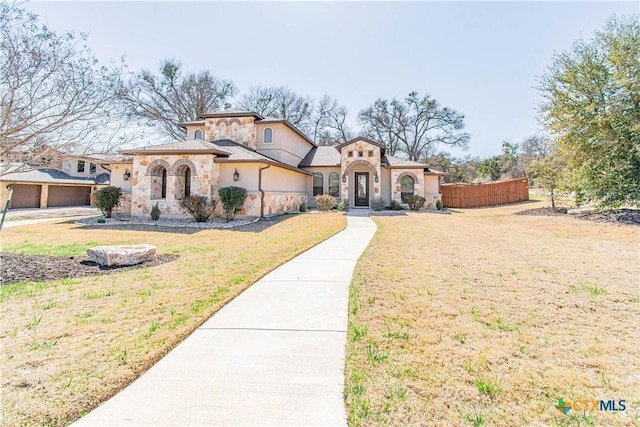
[0,252,178,286]
[516,207,568,216]
[516,207,640,226]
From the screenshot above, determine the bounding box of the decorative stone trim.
[215,118,242,126]
[343,159,379,180]
[172,159,197,176]
[145,159,172,176]
[395,171,419,185]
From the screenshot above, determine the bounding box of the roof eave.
[120,149,229,156]
[200,111,264,120]
[256,119,317,148]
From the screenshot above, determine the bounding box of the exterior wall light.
[342,174,347,183]
[374,175,379,183]
[233,168,240,182]
[123,169,131,181]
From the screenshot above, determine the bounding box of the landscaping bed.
[0,252,178,286]
[516,207,640,225]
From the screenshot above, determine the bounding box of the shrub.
[92,186,123,218]
[300,200,307,212]
[370,197,386,211]
[406,194,426,211]
[150,202,161,221]
[389,200,403,210]
[336,198,349,212]
[179,195,217,222]
[436,199,443,211]
[96,217,106,224]
[219,186,247,222]
[315,194,336,211]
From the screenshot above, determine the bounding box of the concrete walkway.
[74,211,377,426]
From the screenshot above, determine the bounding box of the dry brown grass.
[0,213,345,426]
[345,202,639,426]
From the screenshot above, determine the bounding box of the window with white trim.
[264,128,273,143]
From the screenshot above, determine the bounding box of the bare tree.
[237,85,313,131]
[1,3,129,174]
[120,59,236,141]
[237,87,352,144]
[359,91,470,160]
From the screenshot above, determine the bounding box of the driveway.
[1,206,99,229]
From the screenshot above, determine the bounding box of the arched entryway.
[341,159,380,208]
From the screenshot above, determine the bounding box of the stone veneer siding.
[238,192,307,217]
[131,154,218,218]
[390,169,424,204]
[339,140,382,206]
[205,117,257,149]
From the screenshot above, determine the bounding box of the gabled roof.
[336,137,386,151]
[211,140,311,175]
[120,140,231,156]
[298,146,341,167]
[255,118,316,147]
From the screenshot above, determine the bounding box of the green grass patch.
[3,241,100,257]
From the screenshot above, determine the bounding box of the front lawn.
[345,202,639,426]
[0,213,346,426]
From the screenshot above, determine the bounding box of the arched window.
[313,172,323,196]
[194,130,203,140]
[184,168,191,197]
[264,128,273,143]
[328,172,339,197]
[401,175,414,203]
[161,168,167,199]
[174,165,192,199]
[150,165,168,199]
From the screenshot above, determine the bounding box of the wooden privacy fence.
[441,179,529,208]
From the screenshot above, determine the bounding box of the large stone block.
[87,244,156,267]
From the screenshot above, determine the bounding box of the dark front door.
[354,172,369,207]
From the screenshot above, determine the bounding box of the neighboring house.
[113,111,444,218]
[0,144,124,210]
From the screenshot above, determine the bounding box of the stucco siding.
[262,167,308,193]
[110,163,133,193]
[218,163,260,191]
[424,175,439,194]
[380,168,392,204]
[256,123,312,168]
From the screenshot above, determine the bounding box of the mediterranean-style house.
[110,111,444,218]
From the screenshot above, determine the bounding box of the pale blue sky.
[24,1,638,158]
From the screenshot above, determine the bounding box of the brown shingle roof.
[210,140,311,175]
[298,146,341,167]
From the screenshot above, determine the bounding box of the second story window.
[264,128,273,143]
[77,160,85,173]
[89,163,97,174]
[194,130,203,140]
